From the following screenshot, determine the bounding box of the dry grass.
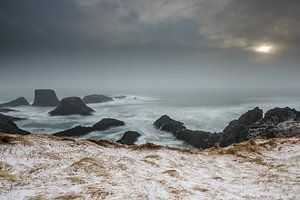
[0,170,17,182]
[54,193,82,200]
[144,154,162,159]
[192,185,209,192]
[163,169,179,178]
[25,195,47,200]
[83,186,110,199]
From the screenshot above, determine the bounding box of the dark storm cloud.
[0,0,300,92]
[1,0,300,52]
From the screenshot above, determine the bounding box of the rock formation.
[82,94,113,104]
[153,115,186,133]
[0,97,29,107]
[0,108,17,113]
[49,97,94,116]
[154,106,300,149]
[0,115,30,135]
[32,89,60,107]
[117,131,141,145]
[93,118,125,131]
[53,126,94,137]
[0,114,25,122]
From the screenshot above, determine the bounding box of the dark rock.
[53,126,94,137]
[32,89,60,107]
[221,107,263,147]
[0,97,29,107]
[176,130,223,149]
[0,108,18,113]
[117,131,141,145]
[49,97,94,116]
[263,107,300,124]
[0,114,25,121]
[249,107,300,138]
[93,118,125,131]
[82,94,113,104]
[114,95,126,99]
[0,115,30,135]
[153,115,186,133]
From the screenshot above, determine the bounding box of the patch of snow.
[0,134,299,199]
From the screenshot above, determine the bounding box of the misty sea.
[2,90,300,147]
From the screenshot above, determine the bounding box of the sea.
[1,89,300,147]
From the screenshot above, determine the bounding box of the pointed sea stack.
[49,97,94,116]
[32,89,60,107]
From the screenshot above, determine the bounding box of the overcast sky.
[1,0,300,95]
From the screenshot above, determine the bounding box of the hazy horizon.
[1,0,300,95]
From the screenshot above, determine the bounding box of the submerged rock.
[93,118,125,131]
[32,89,60,107]
[49,97,94,116]
[53,126,94,137]
[0,114,25,122]
[82,94,113,104]
[114,95,126,99]
[0,115,30,135]
[0,97,29,107]
[117,131,141,145]
[153,115,186,133]
[0,108,18,113]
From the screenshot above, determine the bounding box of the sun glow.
[255,45,273,54]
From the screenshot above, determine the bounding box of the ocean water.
[2,90,300,147]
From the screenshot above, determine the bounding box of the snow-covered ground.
[0,133,299,200]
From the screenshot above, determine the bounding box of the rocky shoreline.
[0,89,299,149]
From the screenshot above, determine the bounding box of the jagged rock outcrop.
[175,130,223,149]
[263,107,300,124]
[117,131,141,145]
[32,89,60,107]
[153,115,186,133]
[49,97,94,116]
[53,126,94,137]
[0,97,29,107]
[0,108,17,113]
[93,118,125,131]
[0,115,30,135]
[82,94,113,104]
[0,114,25,122]
[249,107,300,138]
[153,115,222,148]
[221,107,263,147]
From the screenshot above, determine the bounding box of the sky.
[0,0,300,96]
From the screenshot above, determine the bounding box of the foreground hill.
[0,133,299,199]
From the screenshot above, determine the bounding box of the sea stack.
[32,89,60,107]
[0,97,30,107]
[49,97,94,116]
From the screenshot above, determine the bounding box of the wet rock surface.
[93,118,125,131]
[82,94,113,104]
[117,131,141,145]
[154,106,300,149]
[49,97,94,116]
[0,97,29,107]
[32,89,60,107]
[0,115,30,135]
[53,126,95,137]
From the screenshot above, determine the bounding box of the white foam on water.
[2,94,300,147]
